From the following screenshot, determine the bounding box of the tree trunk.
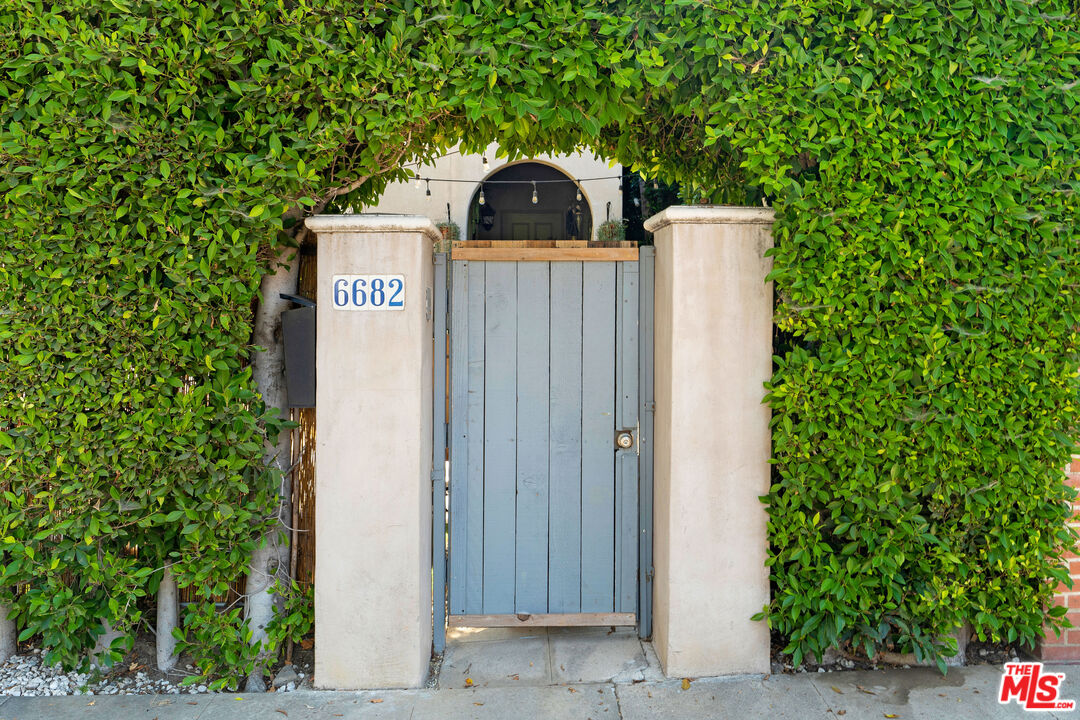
[156,563,179,673]
[91,619,122,669]
[638,175,649,222]
[244,239,301,691]
[242,183,366,690]
[0,602,15,662]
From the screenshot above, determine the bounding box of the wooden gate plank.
[433,253,448,651]
[464,261,487,613]
[615,262,640,613]
[515,262,550,613]
[482,262,518,613]
[548,262,584,613]
[580,262,617,612]
[637,247,655,638]
[449,261,469,614]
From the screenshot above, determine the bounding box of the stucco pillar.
[643,205,774,677]
[306,214,436,689]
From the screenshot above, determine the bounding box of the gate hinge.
[646,566,655,581]
[643,401,656,413]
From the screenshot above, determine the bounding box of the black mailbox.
[282,303,316,408]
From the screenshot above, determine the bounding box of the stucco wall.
[366,143,621,239]
[645,206,774,677]
[308,215,436,689]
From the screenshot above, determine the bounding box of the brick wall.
[1038,457,1080,662]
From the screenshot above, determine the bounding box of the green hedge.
[754,3,1080,667]
[1,0,1077,681]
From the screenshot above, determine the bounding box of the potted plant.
[594,219,627,246]
[435,221,460,252]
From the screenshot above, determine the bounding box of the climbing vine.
[1,0,1077,682]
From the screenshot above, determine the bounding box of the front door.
[447,256,640,625]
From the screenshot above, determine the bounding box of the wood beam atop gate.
[451,245,639,262]
[451,241,637,261]
[448,613,636,628]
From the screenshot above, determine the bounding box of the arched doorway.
[467,161,591,242]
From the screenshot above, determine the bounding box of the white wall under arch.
[365,143,622,240]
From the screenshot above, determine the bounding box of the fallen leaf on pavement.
[681,678,691,690]
[370,698,383,703]
[856,685,877,695]
[276,711,288,717]
[884,714,899,718]
[568,688,577,693]
[474,702,484,706]
[465,677,474,687]
[831,686,844,694]
[837,711,846,716]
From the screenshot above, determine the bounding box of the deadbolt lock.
[615,430,634,449]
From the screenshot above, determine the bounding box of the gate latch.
[615,430,634,450]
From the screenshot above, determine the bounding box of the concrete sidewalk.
[1,665,1073,720]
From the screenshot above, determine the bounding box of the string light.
[409,174,621,186]
[413,174,622,199]
[482,156,490,173]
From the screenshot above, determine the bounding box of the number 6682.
[331,275,405,311]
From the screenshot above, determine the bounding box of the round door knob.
[616,431,634,449]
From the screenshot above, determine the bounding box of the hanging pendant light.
[575,183,582,202]
[425,179,431,199]
[482,156,490,173]
[531,181,538,204]
[478,185,486,205]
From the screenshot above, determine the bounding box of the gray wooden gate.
[443,255,646,631]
